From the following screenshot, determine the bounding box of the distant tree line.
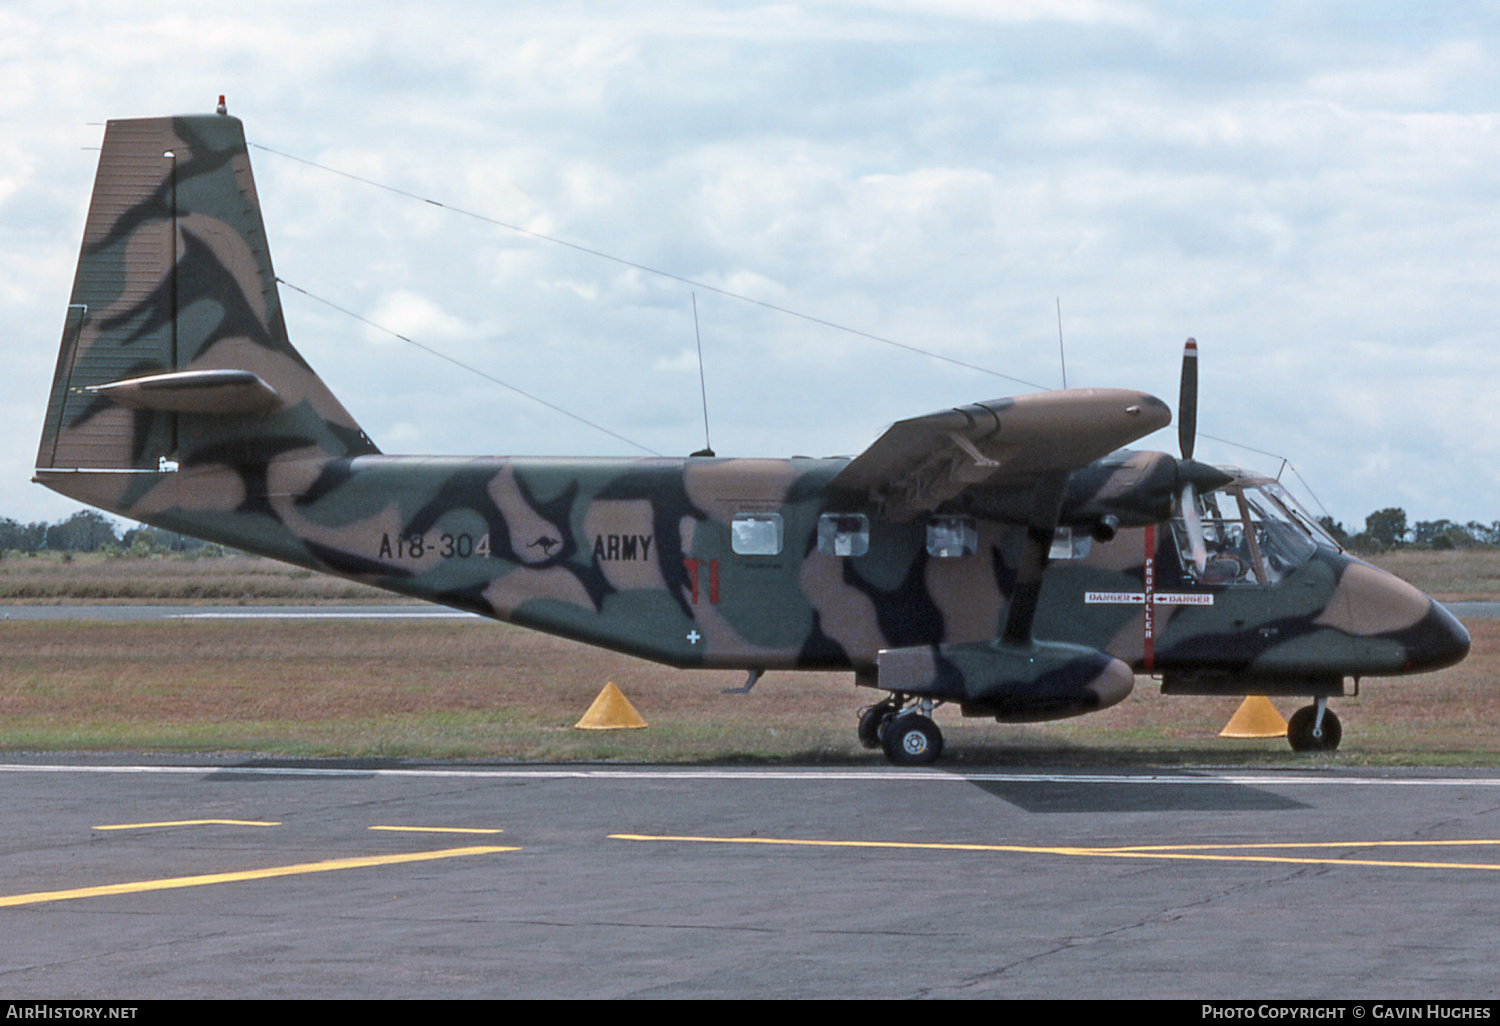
[0,510,220,557]
[1318,509,1497,554]
[2,506,1490,559]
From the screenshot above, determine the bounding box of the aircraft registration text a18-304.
[33,106,1470,764]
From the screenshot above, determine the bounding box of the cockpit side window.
[1241,488,1316,581]
[1175,489,1255,585]
[1171,479,1317,586]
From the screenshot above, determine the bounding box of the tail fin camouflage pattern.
[37,113,376,560]
[36,109,1469,764]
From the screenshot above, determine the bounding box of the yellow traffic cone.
[574,682,648,730]
[1219,695,1287,738]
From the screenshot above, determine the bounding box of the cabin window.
[817,513,869,557]
[1049,526,1092,560]
[731,512,784,556]
[926,516,977,558]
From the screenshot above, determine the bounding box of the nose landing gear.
[1287,698,1342,753]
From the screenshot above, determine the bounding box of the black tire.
[857,700,899,750]
[1287,705,1342,753]
[881,713,944,766]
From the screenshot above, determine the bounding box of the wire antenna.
[252,141,1048,391]
[276,277,662,456]
[690,293,714,457]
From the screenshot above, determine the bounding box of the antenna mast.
[691,293,714,457]
[1056,297,1067,389]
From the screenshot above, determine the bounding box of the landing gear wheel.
[881,713,944,766]
[1287,705,1342,753]
[857,700,900,750]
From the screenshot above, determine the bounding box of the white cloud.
[837,0,1151,28]
[1308,40,1487,108]
[367,289,475,345]
[6,2,1500,528]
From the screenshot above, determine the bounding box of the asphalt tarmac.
[1,757,1497,999]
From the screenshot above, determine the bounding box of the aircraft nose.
[1317,560,1470,675]
[1400,600,1470,673]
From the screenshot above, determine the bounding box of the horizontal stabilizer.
[88,369,283,415]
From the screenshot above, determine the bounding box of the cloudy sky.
[3,1,1497,533]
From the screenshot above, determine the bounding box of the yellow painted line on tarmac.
[0,845,516,909]
[610,834,1500,872]
[93,819,281,830]
[1096,839,1500,852]
[368,825,503,835]
[615,834,1071,854]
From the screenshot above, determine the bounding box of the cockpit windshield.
[1170,470,1327,586]
[1258,479,1342,550]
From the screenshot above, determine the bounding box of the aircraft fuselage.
[51,451,1465,693]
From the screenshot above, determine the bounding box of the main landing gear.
[1287,697,1342,753]
[858,696,945,766]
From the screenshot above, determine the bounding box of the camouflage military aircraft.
[35,110,1470,764]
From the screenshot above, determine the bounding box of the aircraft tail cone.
[1219,696,1288,738]
[574,682,648,730]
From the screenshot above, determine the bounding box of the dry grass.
[0,615,1494,764]
[0,552,401,604]
[0,618,855,760]
[1364,548,1500,601]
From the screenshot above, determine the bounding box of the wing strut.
[1001,472,1070,646]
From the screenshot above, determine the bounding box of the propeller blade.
[1176,339,1212,574]
[1178,337,1198,461]
[1176,459,1233,575]
[1181,481,1207,573]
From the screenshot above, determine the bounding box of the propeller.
[1053,338,1231,542]
[1176,338,1212,572]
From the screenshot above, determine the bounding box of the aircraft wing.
[830,388,1170,521]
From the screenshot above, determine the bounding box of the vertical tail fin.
[36,111,376,515]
